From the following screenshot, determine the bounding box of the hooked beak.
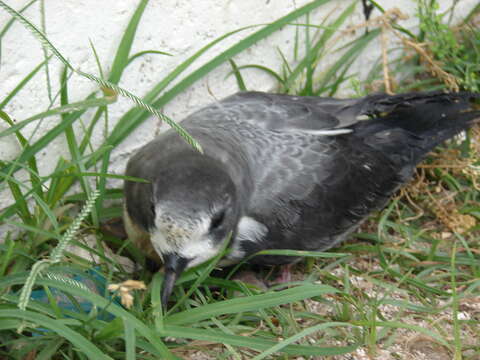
[161,253,189,309]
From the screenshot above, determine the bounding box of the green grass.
[1,0,479,359]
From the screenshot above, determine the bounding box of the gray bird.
[123,91,479,308]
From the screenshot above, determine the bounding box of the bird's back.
[176,91,479,264]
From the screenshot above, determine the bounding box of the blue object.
[30,266,117,321]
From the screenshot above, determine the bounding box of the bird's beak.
[161,253,189,310]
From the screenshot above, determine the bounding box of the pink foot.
[273,264,293,284]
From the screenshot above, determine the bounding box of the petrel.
[123,91,479,308]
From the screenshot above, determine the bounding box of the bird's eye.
[209,210,226,232]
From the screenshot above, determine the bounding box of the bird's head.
[125,152,240,308]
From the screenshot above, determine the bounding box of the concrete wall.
[0,0,476,212]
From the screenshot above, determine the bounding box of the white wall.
[0,0,476,212]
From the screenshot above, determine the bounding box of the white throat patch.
[151,209,219,268]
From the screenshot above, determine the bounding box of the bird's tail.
[353,91,480,171]
[359,91,479,146]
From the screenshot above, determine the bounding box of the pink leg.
[274,264,293,284]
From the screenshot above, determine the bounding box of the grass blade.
[316,28,380,93]
[150,272,164,332]
[164,325,360,356]
[123,317,136,360]
[165,284,338,325]
[0,309,112,360]
[251,322,358,359]
[0,97,115,139]
[228,59,247,91]
[108,0,148,84]
[168,235,231,313]
[227,64,285,85]
[1,274,179,359]
[126,49,172,67]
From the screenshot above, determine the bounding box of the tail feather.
[353,91,480,171]
[360,91,480,119]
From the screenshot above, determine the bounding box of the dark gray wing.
[186,91,477,134]
[242,133,403,265]
[220,91,479,262]
[184,92,361,133]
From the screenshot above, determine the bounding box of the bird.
[123,90,479,308]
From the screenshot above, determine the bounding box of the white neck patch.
[228,216,268,260]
